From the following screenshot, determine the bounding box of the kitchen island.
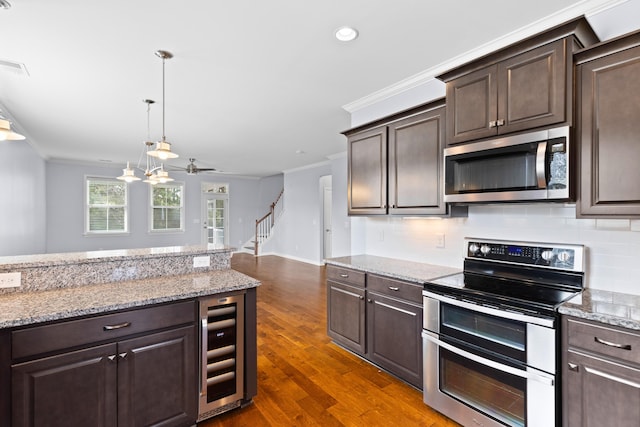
[0,245,260,427]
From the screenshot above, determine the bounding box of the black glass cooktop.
[424,258,583,317]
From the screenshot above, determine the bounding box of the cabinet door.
[578,44,640,217]
[366,292,423,389]
[327,281,366,355]
[347,126,388,215]
[117,326,197,427]
[446,65,498,145]
[388,107,447,215]
[12,343,117,427]
[564,349,640,427]
[497,39,567,134]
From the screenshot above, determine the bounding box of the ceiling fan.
[169,158,217,175]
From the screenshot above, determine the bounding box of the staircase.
[244,189,284,256]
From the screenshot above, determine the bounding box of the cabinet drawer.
[12,300,196,360]
[566,317,640,365]
[367,274,422,304]
[326,265,365,288]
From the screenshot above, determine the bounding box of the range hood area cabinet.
[345,100,466,217]
[438,17,598,146]
[575,29,640,218]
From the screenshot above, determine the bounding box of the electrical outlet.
[435,233,445,248]
[0,272,21,288]
[193,256,210,268]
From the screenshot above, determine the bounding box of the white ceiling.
[0,0,638,177]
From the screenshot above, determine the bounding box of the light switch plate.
[0,272,21,288]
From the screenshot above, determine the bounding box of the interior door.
[323,186,332,259]
[202,194,229,246]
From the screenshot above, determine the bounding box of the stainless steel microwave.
[444,126,571,203]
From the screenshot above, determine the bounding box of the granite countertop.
[325,254,460,284]
[559,289,640,331]
[0,269,259,329]
[0,244,233,270]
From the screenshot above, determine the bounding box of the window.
[86,177,128,234]
[151,183,184,231]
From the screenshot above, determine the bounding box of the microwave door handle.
[422,331,554,386]
[536,141,548,188]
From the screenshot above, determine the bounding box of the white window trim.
[149,181,185,233]
[84,175,130,236]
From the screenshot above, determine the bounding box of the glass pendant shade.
[117,162,141,182]
[0,118,25,141]
[154,166,174,183]
[147,139,178,160]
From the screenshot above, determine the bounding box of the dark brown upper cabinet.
[575,30,640,218]
[347,125,388,215]
[438,17,598,146]
[345,100,466,217]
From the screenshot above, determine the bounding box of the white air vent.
[0,59,29,76]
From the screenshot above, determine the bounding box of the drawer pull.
[339,274,349,278]
[388,286,399,291]
[103,321,132,331]
[594,336,632,351]
[568,363,579,372]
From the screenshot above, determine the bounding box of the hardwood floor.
[199,254,459,427]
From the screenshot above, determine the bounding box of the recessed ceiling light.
[335,26,359,42]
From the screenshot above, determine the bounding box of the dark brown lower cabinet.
[562,316,640,427]
[12,343,118,427]
[326,266,423,388]
[366,291,423,389]
[9,302,197,427]
[327,280,366,355]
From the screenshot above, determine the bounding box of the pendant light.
[0,118,25,141]
[118,99,174,185]
[147,50,179,160]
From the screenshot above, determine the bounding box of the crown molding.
[342,0,626,114]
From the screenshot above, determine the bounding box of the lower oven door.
[422,330,555,427]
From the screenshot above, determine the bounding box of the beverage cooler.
[198,292,245,421]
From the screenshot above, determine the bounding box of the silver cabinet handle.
[118,352,127,359]
[388,286,399,291]
[339,273,349,278]
[496,119,505,126]
[585,366,640,388]
[568,363,579,372]
[107,355,117,362]
[103,321,131,331]
[594,336,632,351]
[489,120,497,128]
[359,295,364,300]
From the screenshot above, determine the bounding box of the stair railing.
[254,189,284,255]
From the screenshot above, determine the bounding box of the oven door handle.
[422,290,554,328]
[422,331,554,386]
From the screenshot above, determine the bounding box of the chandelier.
[118,50,179,184]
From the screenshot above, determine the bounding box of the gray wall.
[44,160,274,253]
[0,140,46,256]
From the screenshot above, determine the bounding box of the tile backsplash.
[357,204,640,295]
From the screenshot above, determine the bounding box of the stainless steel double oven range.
[422,238,584,427]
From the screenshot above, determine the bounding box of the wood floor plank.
[198,254,459,427]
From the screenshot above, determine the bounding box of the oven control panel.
[466,238,584,272]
